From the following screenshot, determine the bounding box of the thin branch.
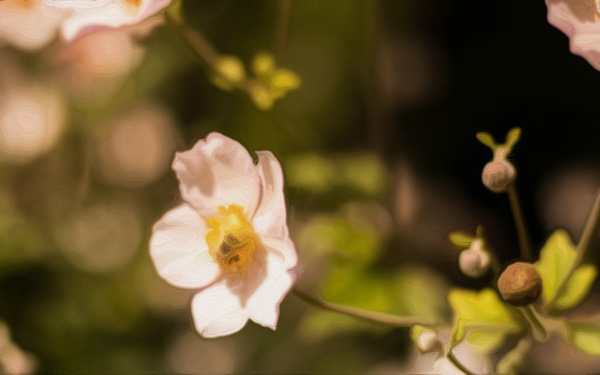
[293,288,438,327]
[166,12,220,71]
[273,0,293,62]
[519,305,547,340]
[576,188,600,262]
[552,189,600,303]
[447,351,475,375]
[507,185,533,260]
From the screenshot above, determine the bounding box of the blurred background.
[1,0,600,373]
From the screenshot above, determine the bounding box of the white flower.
[546,0,600,70]
[0,322,37,375]
[45,0,171,42]
[0,67,67,164]
[150,132,298,338]
[0,0,67,51]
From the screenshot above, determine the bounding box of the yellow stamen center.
[6,0,36,8]
[205,205,261,275]
[119,0,142,16]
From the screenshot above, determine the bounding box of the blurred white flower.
[150,133,298,338]
[54,203,142,273]
[52,16,163,103]
[0,322,37,375]
[546,0,600,70]
[93,104,177,187]
[0,77,67,165]
[0,0,66,51]
[45,0,171,42]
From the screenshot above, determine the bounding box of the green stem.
[166,11,220,72]
[273,0,292,62]
[576,189,600,261]
[507,185,532,261]
[552,189,600,302]
[292,288,438,327]
[520,305,547,339]
[447,351,475,375]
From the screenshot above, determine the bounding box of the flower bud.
[482,159,516,193]
[459,248,491,278]
[410,324,440,353]
[497,262,542,306]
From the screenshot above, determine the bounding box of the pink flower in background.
[45,0,171,42]
[546,0,600,70]
[150,133,297,338]
[52,16,163,103]
[0,57,67,164]
[0,0,66,50]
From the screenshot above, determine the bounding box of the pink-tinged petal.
[262,236,297,270]
[253,151,297,268]
[546,1,600,70]
[46,0,170,41]
[0,1,66,51]
[137,0,171,24]
[173,132,261,216]
[246,253,295,330]
[191,281,249,338]
[149,204,221,289]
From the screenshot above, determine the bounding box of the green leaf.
[286,154,337,193]
[552,264,598,311]
[570,325,600,356]
[476,132,497,150]
[448,288,523,354]
[504,127,521,152]
[496,337,531,375]
[466,330,509,354]
[449,232,475,247]
[534,229,578,306]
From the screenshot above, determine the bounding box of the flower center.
[117,0,142,16]
[205,205,261,275]
[6,0,36,8]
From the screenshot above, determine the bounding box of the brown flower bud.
[482,159,516,193]
[497,262,542,306]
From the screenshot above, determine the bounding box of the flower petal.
[173,132,261,216]
[191,281,249,338]
[262,236,297,270]
[546,1,600,71]
[47,0,170,41]
[0,1,66,51]
[246,253,295,330]
[253,151,297,268]
[149,204,220,289]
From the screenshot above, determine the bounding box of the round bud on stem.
[410,324,441,353]
[458,240,491,278]
[481,148,516,193]
[497,262,542,306]
[416,330,438,352]
[482,160,516,193]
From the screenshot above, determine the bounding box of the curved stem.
[507,185,532,260]
[293,288,438,327]
[447,351,475,375]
